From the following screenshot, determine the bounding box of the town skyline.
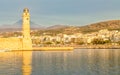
[0,0,120,26]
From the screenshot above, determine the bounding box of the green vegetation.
[117,41,120,45]
[32,39,41,45]
[91,38,111,45]
[76,41,84,45]
[44,42,53,45]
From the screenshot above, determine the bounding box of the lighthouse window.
[26,18,29,20]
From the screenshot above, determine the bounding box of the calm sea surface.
[0,49,119,75]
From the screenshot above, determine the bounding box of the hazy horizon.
[0,0,120,26]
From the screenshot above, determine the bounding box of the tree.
[45,41,53,45]
[92,38,105,44]
[76,40,84,45]
[32,39,41,45]
[117,41,120,45]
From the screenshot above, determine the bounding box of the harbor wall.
[0,38,23,50]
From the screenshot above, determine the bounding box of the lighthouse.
[22,8,32,50]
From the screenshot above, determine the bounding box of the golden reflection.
[0,50,119,75]
[22,51,32,75]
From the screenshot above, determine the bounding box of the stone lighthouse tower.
[22,8,32,50]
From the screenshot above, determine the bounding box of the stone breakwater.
[33,47,74,51]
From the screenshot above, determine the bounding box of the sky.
[0,0,120,26]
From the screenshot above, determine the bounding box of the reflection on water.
[0,49,119,75]
[22,51,32,75]
[0,51,32,75]
[0,51,23,75]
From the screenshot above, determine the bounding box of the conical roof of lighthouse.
[23,8,29,12]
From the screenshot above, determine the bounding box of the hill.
[78,20,120,33]
[46,25,69,30]
[13,20,44,28]
[0,20,45,32]
[60,20,120,34]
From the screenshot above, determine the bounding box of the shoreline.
[33,44,120,50]
[2,45,120,52]
[74,44,120,49]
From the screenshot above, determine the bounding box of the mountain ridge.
[0,20,120,32]
[78,20,120,33]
